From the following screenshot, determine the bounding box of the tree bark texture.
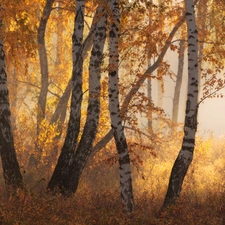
[163,0,199,208]
[172,39,185,123]
[61,9,107,195]
[92,5,188,155]
[50,5,104,127]
[0,39,23,189]
[48,0,85,192]
[108,0,134,212]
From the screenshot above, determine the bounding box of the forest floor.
[1,134,225,224]
[0,184,224,225]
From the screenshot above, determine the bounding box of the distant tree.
[172,38,185,123]
[162,0,199,208]
[92,5,187,153]
[0,11,23,189]
[31,0,55,166]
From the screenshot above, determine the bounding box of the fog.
[145,49,225,137]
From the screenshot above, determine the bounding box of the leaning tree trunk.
[108,0,134,212]
[30,0,55,167]
[172,38,185,123]
[0,38,23,189]
[61,9,107,195]
[162,0,199,208]
[48,5,105,190]
[147,0,153,133]
[48,0,85,192]
[197,0,207,101]
[92,7,188,156]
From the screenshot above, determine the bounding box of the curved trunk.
[37,0,54,136]
[31,0,54,167]
[108,0,134,212]
[162,0,199,208]
[50,5,102,127]
[48,6,106,190]
[63,10,107,195]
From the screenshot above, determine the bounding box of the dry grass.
[0,133,225,224]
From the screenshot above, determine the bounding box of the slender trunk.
[62,9,107,195]
[197,0,207,100]
[172,39,185,123]
[37,0,54,136]
[155,0,164,130]
[48,5,103,173]
[162,0,198,208]
[92,5,189,154]
[147,0,153,132]
[48,0,85,192]
[31,0,54,167]
[108,0,134,212]
[0,38,23,189]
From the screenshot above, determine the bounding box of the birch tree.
[48,5,107,194]
[162,0,199,208]
[0,11,23,189]
[92,4,188,153]
[48,0,85,192]
[61,8,107,194]
[108,0,134,212]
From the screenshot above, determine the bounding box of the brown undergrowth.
[0,133,225,224]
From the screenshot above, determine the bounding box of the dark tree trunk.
[162,0,199,208]
[47,5,103,173]
[48,5,107,194]
[0,39,23,189]
[30,0,55,167]
[64,8,107,195]
[48,0,85,192]
[172,39,185,123]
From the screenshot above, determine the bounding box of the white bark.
[108,0,134,212]
[163,0,198,208]
[48,0,85,192]
[67,7,107,194]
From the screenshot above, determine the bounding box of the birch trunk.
[0,36,23,188]
[62,9,107,195]
[108,0,134,212]
[50,5,103,129]
[92,7,187,154]
[172,39,185,123]
[48,0,85,191]
[162,0,199,208]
